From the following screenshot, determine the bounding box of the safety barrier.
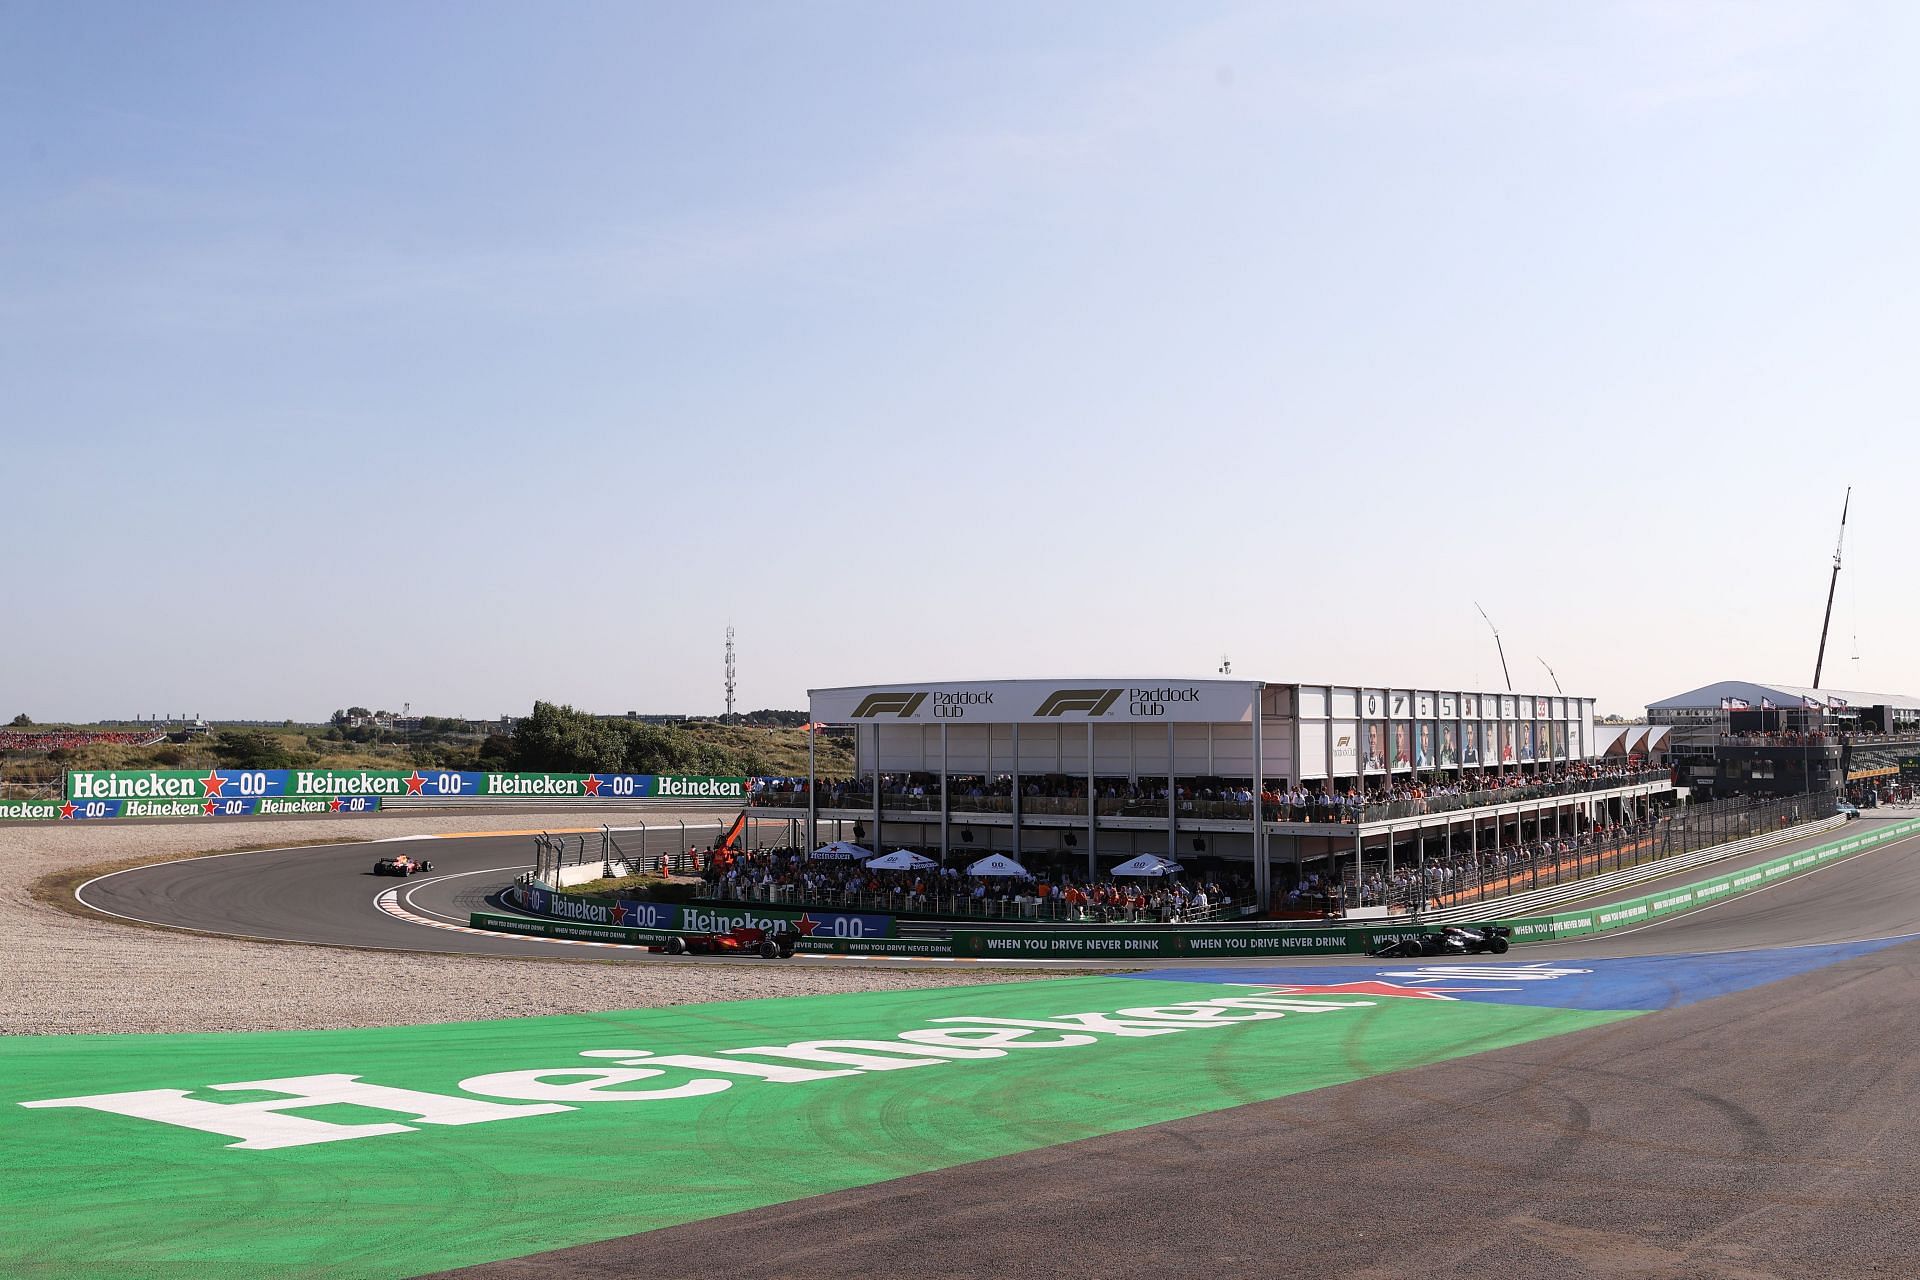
[2,769,753,822]
[62,769,745,803]
[1418,815,1848,923]
[2,795,383,821]
[468,817,1920,959]
[502,881,899,940]
[1488,815,1920,942]
[469,911,943,956]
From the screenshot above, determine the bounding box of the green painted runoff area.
[0,977,1632,1278]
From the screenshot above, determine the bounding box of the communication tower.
[724,626,737,717]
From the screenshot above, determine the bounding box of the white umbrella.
[866,849,938,870]
[1111,854,1183,877]
[810,841,871,861]
[966,854,1032,878]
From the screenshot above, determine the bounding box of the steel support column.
[1252,689,1268,909]
[1086,721,1097,882]
[1011,722,1021,862]
[1166,721,1177,862]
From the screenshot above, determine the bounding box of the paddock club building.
[749,678,1674,909]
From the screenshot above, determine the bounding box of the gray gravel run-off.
[0,811,1039,1037]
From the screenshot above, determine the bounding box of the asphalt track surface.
[54,813,1920,1276]
[75,813,1916,969]
[76,827,734,964]
[428,821,1920,1280]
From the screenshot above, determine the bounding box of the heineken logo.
[294,772,408,796]
[68,772,201,801]
[656,776,743,798]
[259,798,353,816]
[16,987,1377,1151]
[127,800,206,818]
[545,896,611,924]
[483,775,583,797]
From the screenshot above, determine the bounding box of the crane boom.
[1475,602,1513,692]
[1812,486,1851,689]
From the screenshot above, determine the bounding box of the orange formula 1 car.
[372,853,435,876]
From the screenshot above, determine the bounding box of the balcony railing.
[1721,731,1920,747]
[750,769,1673,827]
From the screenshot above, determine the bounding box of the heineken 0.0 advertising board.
[64,770,747,802]
[1,771,751,820]
[509,884,897,939]
[56,796,384,821]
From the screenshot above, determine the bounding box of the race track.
[73,813,1920,967]
[21,813,1920,1280]
[416,816,1920,1279]
[475,937,1920,1280]
[74,818,743,962]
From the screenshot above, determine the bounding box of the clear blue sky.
[5,2,1918,721]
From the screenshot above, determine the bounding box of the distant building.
[1647,679,1920,798]
[748,674,1671,909]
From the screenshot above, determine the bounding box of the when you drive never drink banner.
[0,772,748,820]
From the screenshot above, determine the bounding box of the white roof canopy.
[865,849,938,870]
[809,841,871,861]
[966,854,1032,878]
[1110,854,1183,877]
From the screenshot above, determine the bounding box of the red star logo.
[1259,981,1460,1002]
[405,771,426,795]
[608,904,629,925]
[582,775,603,796]
[328,798,342,812]
[792,914,821,937]
[200,770,226,798]
[203,800,220,816]
[59,802,77,820]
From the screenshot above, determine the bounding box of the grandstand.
[747,677,1674,910]
[1648,679,1920,800]
[0,729,169,752]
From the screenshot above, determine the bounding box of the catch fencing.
[1387,790,1837,911]
[529,826,717,885]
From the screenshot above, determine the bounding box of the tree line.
[500,702,765,776]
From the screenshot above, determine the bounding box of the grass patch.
[562,873,704,902]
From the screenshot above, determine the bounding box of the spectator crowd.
[0,729,167,753]
[703,846,1249,923]
[1272,815,1661,914]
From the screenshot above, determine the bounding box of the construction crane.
[1475,602,1512,692]
[1537,657,1563,695]
[1812,487,1851,689]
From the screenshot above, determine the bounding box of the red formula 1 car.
[372,853,435,876]
[650,924,799,959]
